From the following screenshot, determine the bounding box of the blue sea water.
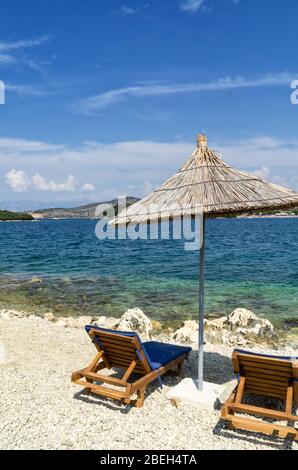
[0,218,297,327]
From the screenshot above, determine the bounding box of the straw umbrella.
[111,133,298,391]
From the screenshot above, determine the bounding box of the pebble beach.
[0,312,297,451]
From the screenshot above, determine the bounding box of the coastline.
[1,305,298,345]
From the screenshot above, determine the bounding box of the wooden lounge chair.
[71,326,191,407]
[221,349,298,440]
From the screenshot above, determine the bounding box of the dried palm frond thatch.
[111,134,298,225]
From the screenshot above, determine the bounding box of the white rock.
[116,308,153,338]
[246,319,278,342]
[29,277,43,284]
[92,315,107,327]
[0,309,29,319]
[72,316,93,329]
[103,317,119,329]
[92,316,119,329]
[28,314,41,322]
[43,312,55,322]
[204,323,223,345]
[228,308,258,330]
[172,320,198,344]
[204,308,278,347]
[0,310,11,320]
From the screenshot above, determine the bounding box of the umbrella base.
[167,378,224,409]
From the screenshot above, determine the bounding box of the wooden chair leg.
[221,390,236,418]
[85,378,93,395]
[285,386,294,416]
[121,397,131,405]
[136,387,146,408]
[235,377,245,404]
[177,362,182,377]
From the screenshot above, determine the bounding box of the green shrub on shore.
[0,210,33,221]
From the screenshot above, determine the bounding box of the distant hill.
[28,197,140,219]
[27,198,298,220]
[0,210,33,221]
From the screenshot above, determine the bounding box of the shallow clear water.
[0,218,297,327]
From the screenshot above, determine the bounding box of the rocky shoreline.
[0,306,296,350]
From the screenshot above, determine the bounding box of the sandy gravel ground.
[0,317,297,450]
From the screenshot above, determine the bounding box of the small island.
[0,210,33,221]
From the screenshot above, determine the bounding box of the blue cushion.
[143,341,192,370]
[85,325,191,371]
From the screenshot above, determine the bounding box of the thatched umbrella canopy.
[113,134,298,224]
[111,133,298,390]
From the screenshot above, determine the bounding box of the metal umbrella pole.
[198,215,205,391]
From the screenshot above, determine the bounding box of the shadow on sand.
[213,419,296,450]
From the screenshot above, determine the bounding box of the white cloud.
[253,166,270,180]
[143,181,153,195]
[119,5,138,16]
[6,170,93,193]
[6,170,30,192]
[75,73,295,113]
[180,0,206,13]
[0,80,4,104]
[0,35,54,74]
[0,137,64,152]
[5,83,53,97]
[81,183,95,192]
[31,174,50,191]
[2,135,298,208]
[0,35,53,52]
[31,173,76,192]
[0,54,17,65]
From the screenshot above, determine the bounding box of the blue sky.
[0,0,298,210]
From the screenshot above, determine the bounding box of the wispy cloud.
[75,72,295,114]
[5,78,80,99]
[111,3,152,18]
[5,83,52,97]
[0,35,53,52]
[0,54,17,65]
[0,137,65,152]
[119,5,138,16]
[180,0,206,13]
[0,35,54,71]
[110,5,138,17]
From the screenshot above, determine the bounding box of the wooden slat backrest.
[233,351,295,400]
[88,328,151,375]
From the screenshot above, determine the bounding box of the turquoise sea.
[0,218,297,328]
